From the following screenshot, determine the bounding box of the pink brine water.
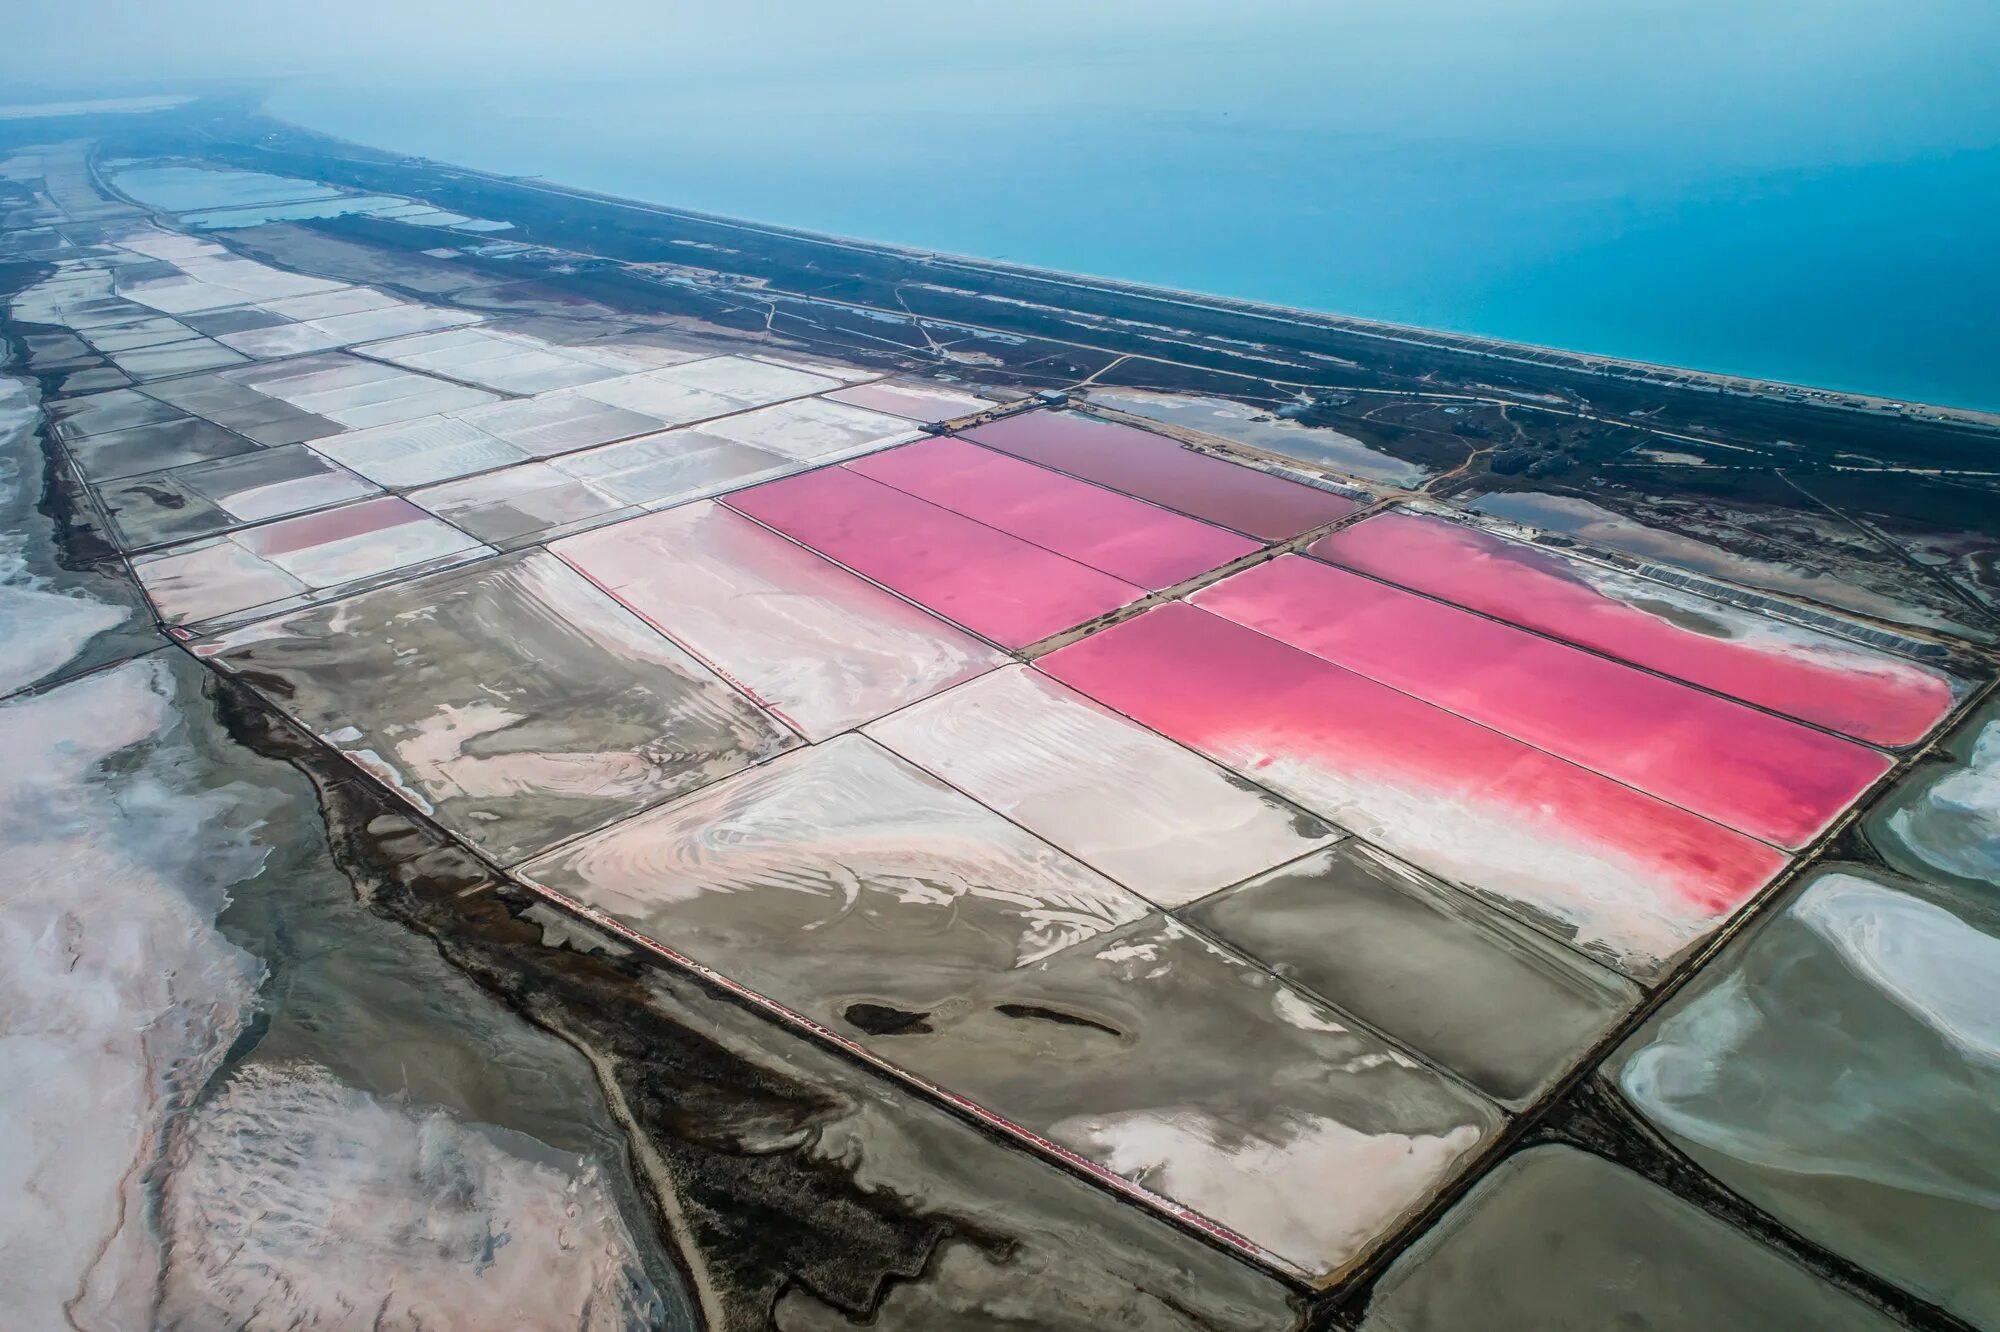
[961,411,1357,540]
[849,437,1258,588]
[1038,602,1789,980]
[1309,510,1956,747]
[1192,555,1890,848]
[724,465,1143,648]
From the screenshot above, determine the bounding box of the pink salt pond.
[1309,510,1958,748]
[848,437,1259,588]
[724,466,1144,648]
[1038,602,1789,981]
[960,410,1357,540]
[1193,556,1891,849]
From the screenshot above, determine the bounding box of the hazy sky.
[8,0,1998,170]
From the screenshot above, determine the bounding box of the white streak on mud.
[0,377,128,695]
[1795,876,2000,1065]
[1886,717,2000,886]
[1056,1107,1484,1274]
[0,657,266,1328]
[157,1063,664,1331]
[0,655,671,1328]
[1619,872,2000,1207]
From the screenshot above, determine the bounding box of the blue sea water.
[269,2,2000,410]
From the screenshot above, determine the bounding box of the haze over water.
[24,1,2000,409]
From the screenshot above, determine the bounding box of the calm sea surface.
[271,4,2000,410]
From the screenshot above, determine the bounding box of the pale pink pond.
[848,437,1259,588]
[554,501,1004,739]
[1193,556,1890,849]
[235,494,420,556]
[960,411,1357,540]
[724,466,1144,648]
[1309,510,1958,748]
[1037,602,1790,981]
[825,381,993,423]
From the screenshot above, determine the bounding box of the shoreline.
[255,104,2000,430]
[46,93,2000,501]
